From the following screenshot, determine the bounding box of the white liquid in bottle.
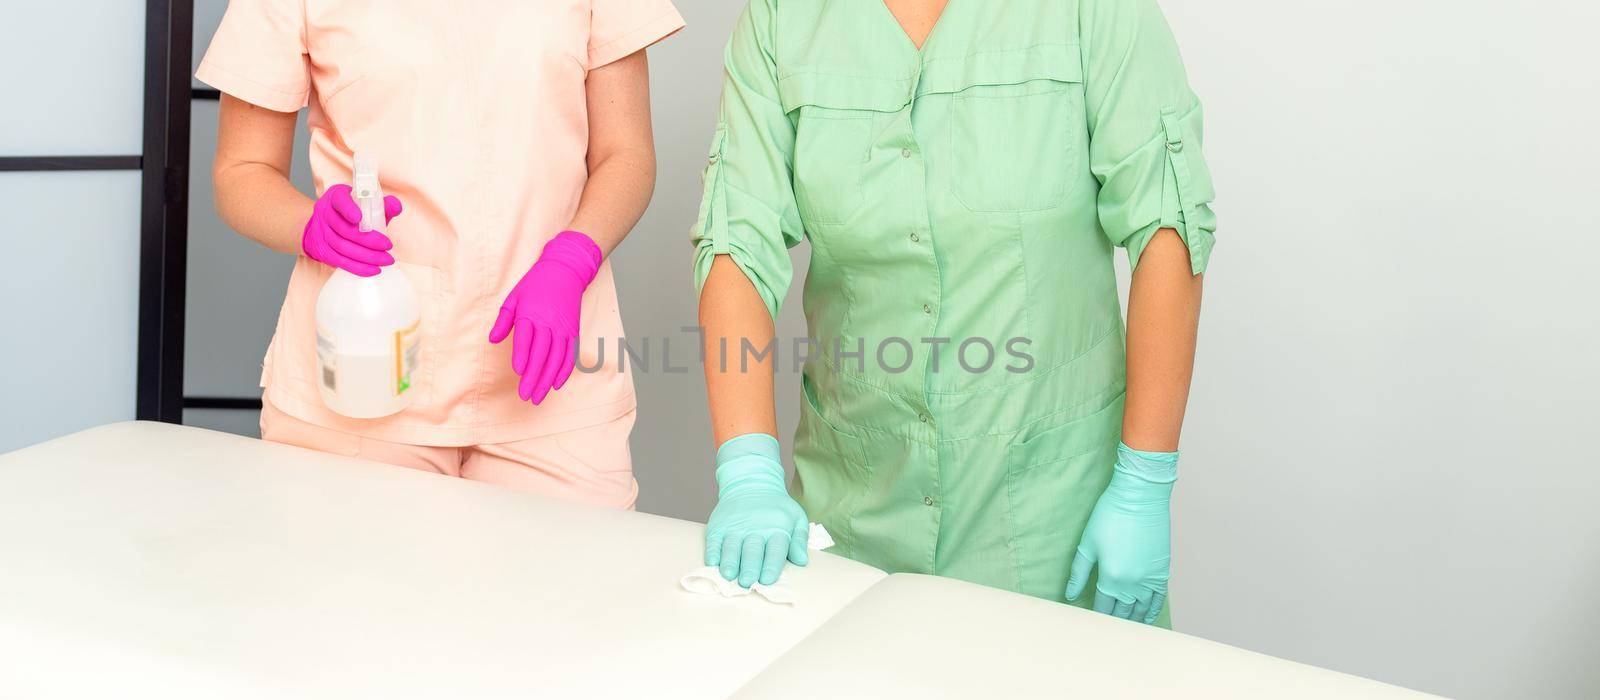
[314,152,421,419]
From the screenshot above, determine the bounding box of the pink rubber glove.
[489,230,603,404]
[302,184,403,277]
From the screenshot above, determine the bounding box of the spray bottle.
[314,152,421,418]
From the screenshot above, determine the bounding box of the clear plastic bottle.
[314,152,421,419]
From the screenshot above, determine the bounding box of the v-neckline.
[880,0,951,53]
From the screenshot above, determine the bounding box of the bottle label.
[395,319,420,395]
[316,328,337,392]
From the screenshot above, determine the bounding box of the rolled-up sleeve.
[194,0,310,113]
[690,0,803,320]
[1082,0,1217,274]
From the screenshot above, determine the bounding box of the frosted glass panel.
[0,172,141,452]
[0,3,145,156]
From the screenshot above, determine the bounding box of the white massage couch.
[0,423,1430,698]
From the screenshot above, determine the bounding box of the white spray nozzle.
[351,151,384,233]
[353,152,378,184]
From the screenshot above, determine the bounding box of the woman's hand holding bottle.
[302,184,403,277]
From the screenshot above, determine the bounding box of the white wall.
[1161,3,1600,697]
[0,2,146,452]
[177,1,1599,696]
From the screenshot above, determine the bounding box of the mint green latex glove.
[1066,443,1177,624]
[704,434,810,588]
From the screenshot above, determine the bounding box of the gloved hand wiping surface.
[703,433,812,589]
[681,523,833,605]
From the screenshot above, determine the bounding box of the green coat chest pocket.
[950,79,1084,213]
[792,108,874,225]
[779,71,905,227]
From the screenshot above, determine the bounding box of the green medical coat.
[691,0,1216,623]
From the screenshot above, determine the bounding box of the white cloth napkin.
[679,523,835,606]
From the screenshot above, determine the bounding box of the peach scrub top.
[197,0,684,445]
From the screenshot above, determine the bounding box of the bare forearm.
[212,94,307,255]
[214,162,312,255]
[1122,228,1204,452]
[568,148,655,256]
[700,255,779,446]
[570,49,657,257]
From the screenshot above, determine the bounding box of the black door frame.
[137,0,194,423]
